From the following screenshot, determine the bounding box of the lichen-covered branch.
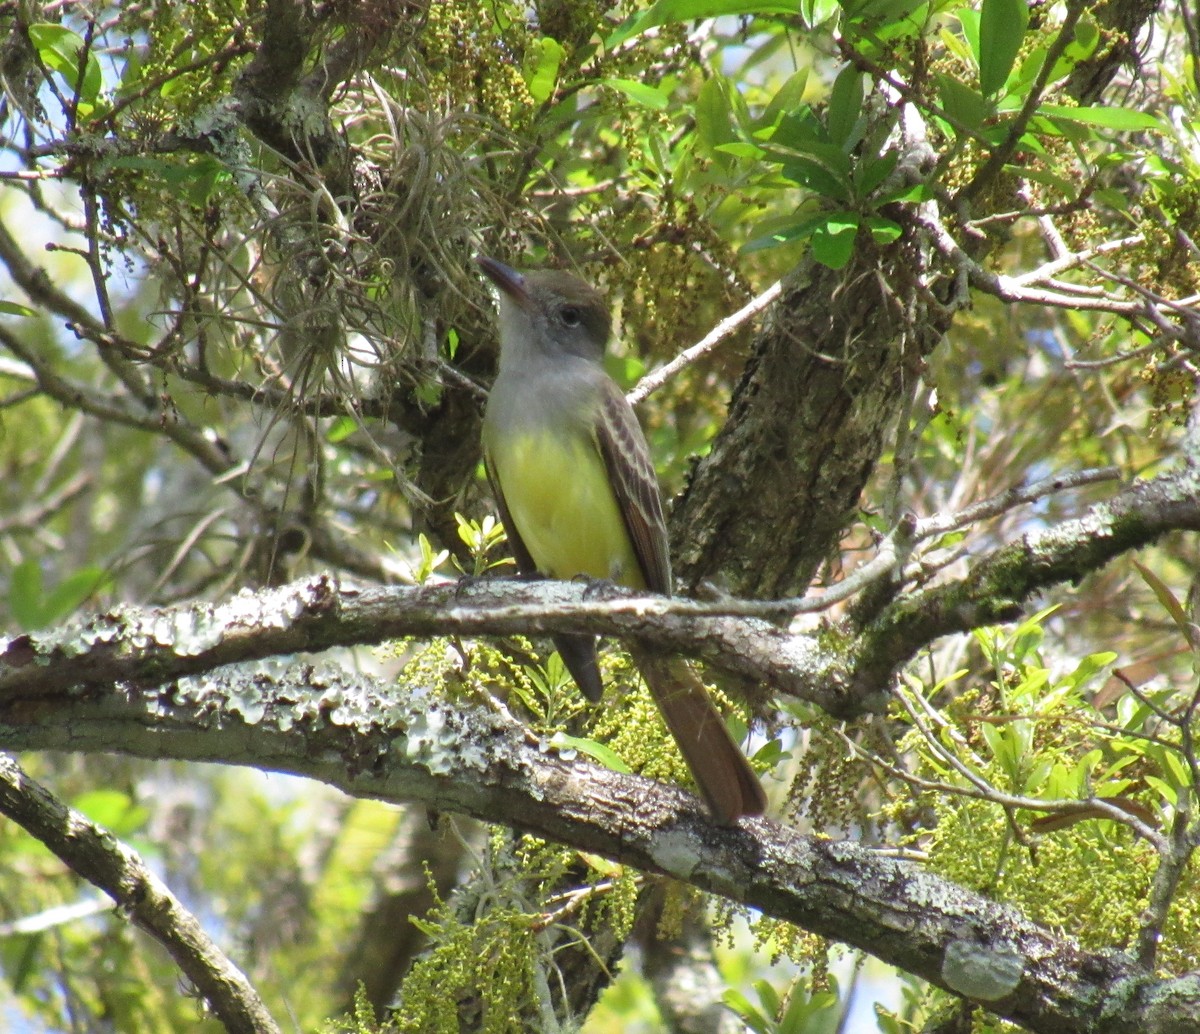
[0,664,1196,1034]
[851,461,1200,694]
[3,464,1196,724]
[0,574,853,717]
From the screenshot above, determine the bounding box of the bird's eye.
[559,305,581,327]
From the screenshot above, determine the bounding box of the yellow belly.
[492,431,644,588]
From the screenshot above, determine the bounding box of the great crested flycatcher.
[478,256,766,822]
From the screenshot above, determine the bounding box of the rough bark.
[0,664,1197,1034]
[671,246,939,600]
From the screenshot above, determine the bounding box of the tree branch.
[2,464,1196,725]
[0,755,281,1034]
[0,574,853,717]
[851,461,1200,692]
[0,665,1196,1034]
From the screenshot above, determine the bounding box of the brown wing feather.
[594,380,672,595]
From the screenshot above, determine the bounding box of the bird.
[478,255,766,822]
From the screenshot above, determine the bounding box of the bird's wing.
[484,450,539,576]
[594,378,673,595]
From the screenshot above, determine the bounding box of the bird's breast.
[487,427,644,589]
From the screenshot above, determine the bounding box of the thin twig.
[627,280,782,405]
[0,755,281,1034]
[915,467,1122,538]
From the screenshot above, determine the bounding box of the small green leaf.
[865,215,902,244]
[826,65,865,148]
[606,0,800,49]
[0,301,36,317]
[10,559,44,631]
[958,7,981,66]
[695,74,737,159]
[978,0,1029,96]
[936,74,990,134]
[723,989,771,1034]
[758,69,811,129]
[159,74,187,100]
[1037,103,1161,131]
[854,150,899,196]
[42,566,110,627]
[413,380,443,406]
[604,77,671,110]
[810,213,859,269]
[1132,561,1192,640]
[714,141,766,159]
[780,154,852,201]
[326,415,358,443]
[1145,776,1177,807]
[799,0,840,28]
[524,37,564,104]
[768,106,824,150]
[878,181,931,204]
[27,23,102,106]
[740,212,827,253]
[549,733,632,774]
[753,978,781,1016]
[71,790,149,837]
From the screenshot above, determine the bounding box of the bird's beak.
[477,255,534,311]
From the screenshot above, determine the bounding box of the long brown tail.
[632,648,767,823]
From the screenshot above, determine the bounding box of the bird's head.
[477,256,611,363]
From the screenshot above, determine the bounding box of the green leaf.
[109,155,230,206]
[0,301,36,317]
[715,141,766,159]
[740,212,827,253]
[854,149,899,196]
[1132,559,1194,643]
[958,5,981,62]
[413,380,442,407]
[779,153,853,200]
[9,559,44,631]
[780,988,839,1034]
[549,733,632,774]
[758,69,811,129]
[524,37,565,104]
[326,415,358,443]
[606,0,800,49]
[753,978,781,1016]
[1064,11,1100,65]
[799,0,841,27]
[878,181,931,204]
[71,790,149,837]
[12,562,109,633]
[604,77,671,110]
[27,23,102,107]
[865,215,902,244]
[810,213,859,268]
[1145,775,1178,807]
[768,105,824,149]
[695,74,739,159]
[41,566,110,627]
[1065,650,1119,691]
[723,989,771,1034]
[978,0,1029,97]
[826,65,865,148]
[1037,104,1161,131]
[936,73,990,134]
